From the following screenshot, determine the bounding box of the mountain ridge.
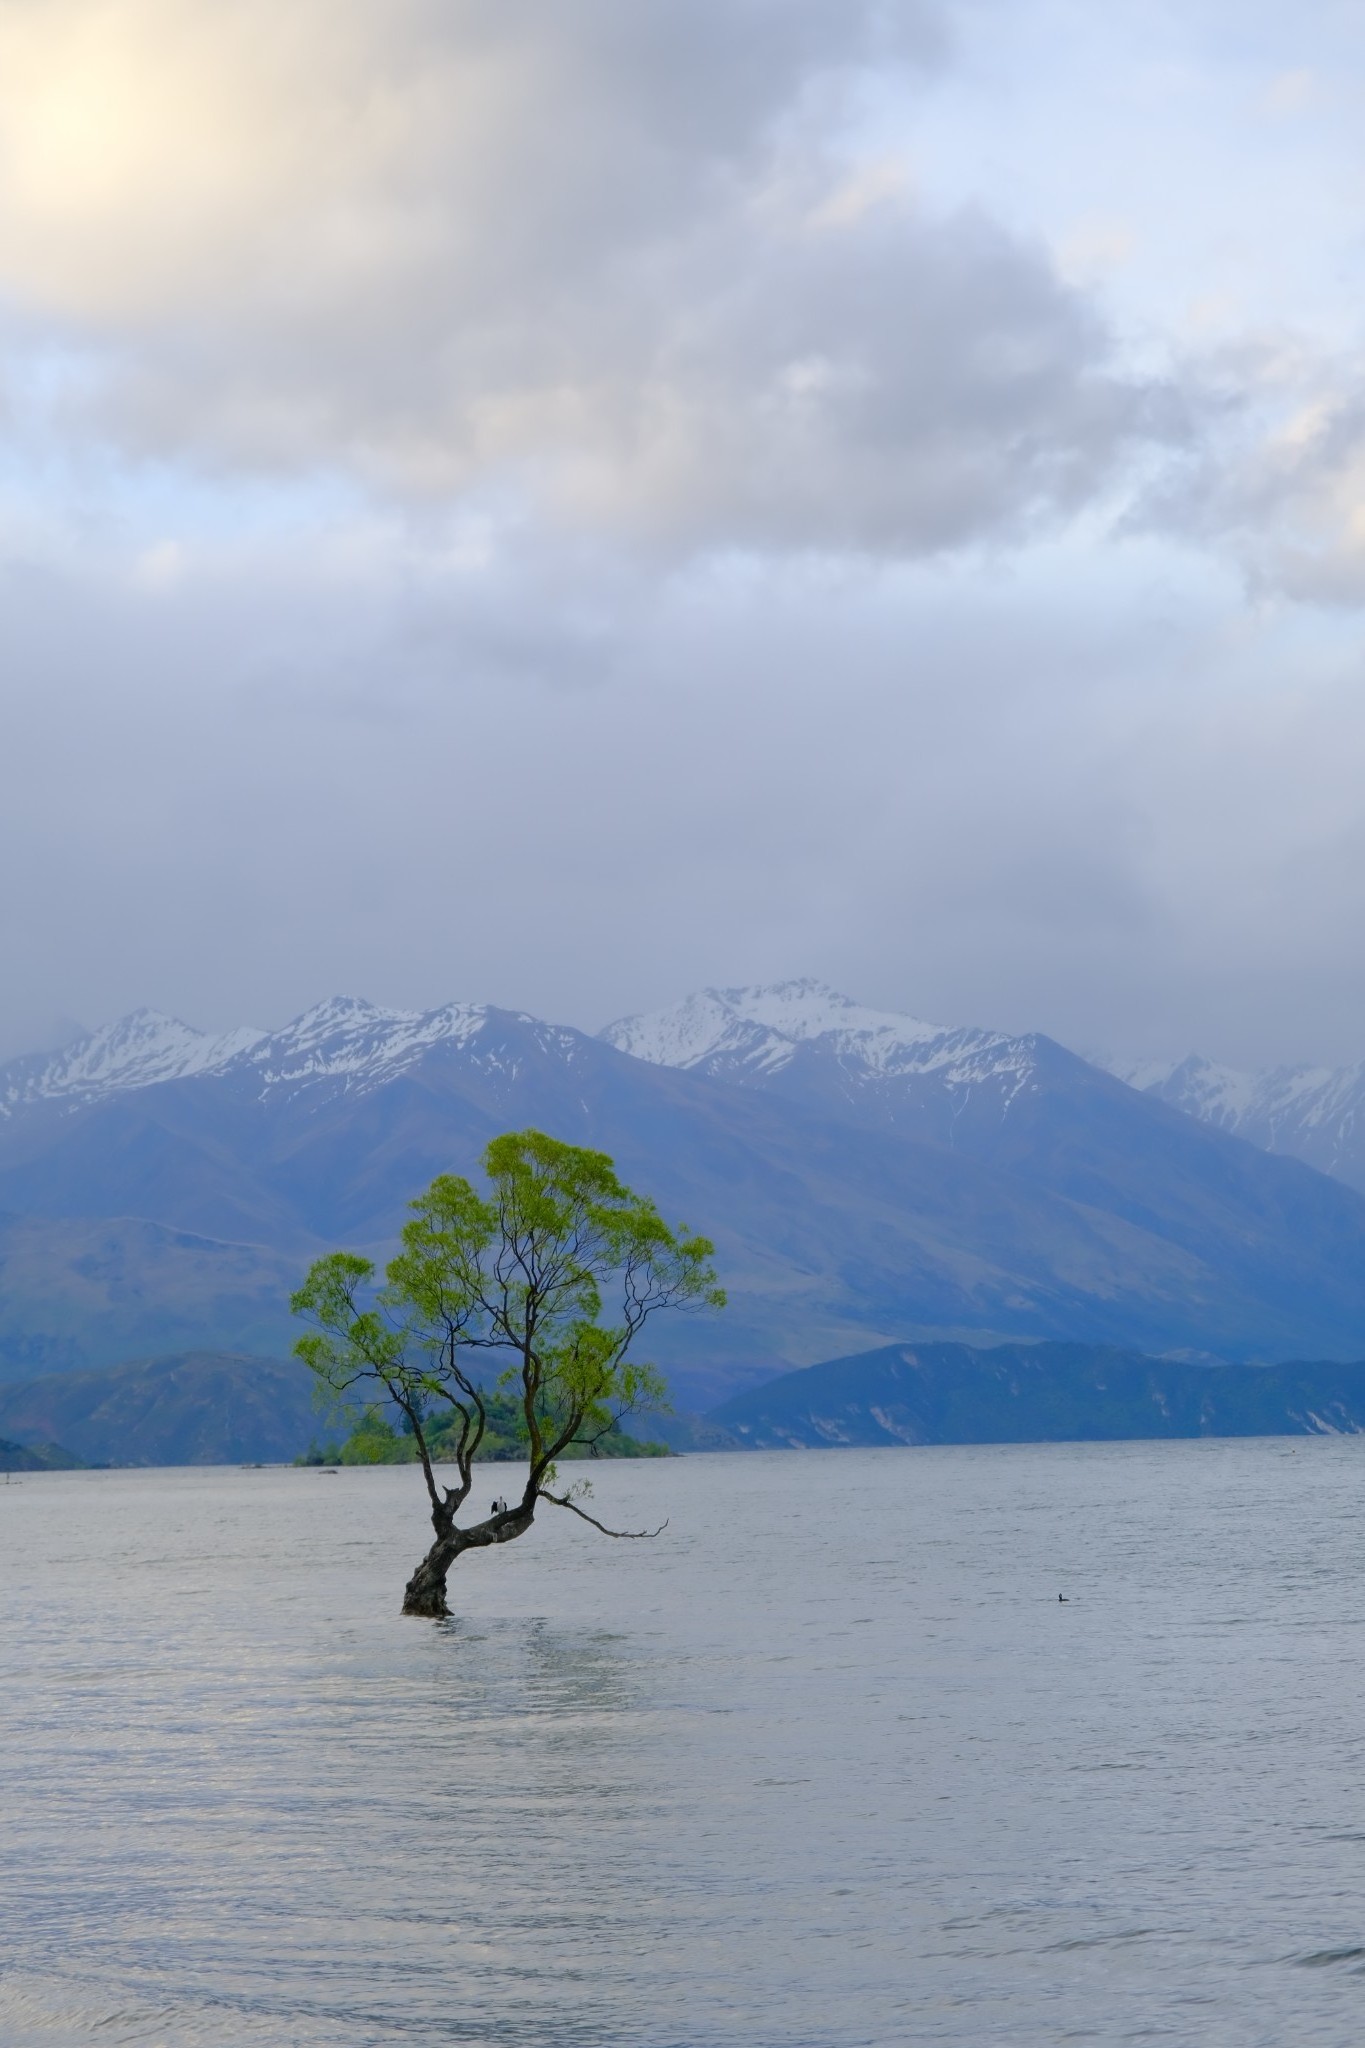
[0,1352,319,1465]
[602,978,1035,1097]
[0,996,531,1117]
[707,1339,1365,1448]
[6,982,1365,1404]
[1108,1049,1365,1195]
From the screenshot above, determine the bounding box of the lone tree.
[291,1129,724,1617]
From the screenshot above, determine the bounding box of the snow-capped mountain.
[606,983,1365,1198]
[11,976,1365,1397]
[8,977,1033,1127]
[601,977,1050,1134]
[18,980,1365,1207]
[0,996,582,1119]
[602,981,950,1072]
[238,997,507,1101]
[602,978,1038,1096]
[0,1008,267,1112]
[1109,1051,1365,1195]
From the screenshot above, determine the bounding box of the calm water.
[5,1441,1365,2044]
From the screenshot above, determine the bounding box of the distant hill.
[0,1435,85,1472]
[707,1339,1365,1448]
[10,1336,1365,1465]
[6,985,1365,1404]
[0,1353,321,1466]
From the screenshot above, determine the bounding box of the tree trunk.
[400,1500,537,1617]
[402,1532,459,1618]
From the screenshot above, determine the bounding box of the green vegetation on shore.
[295,1389,670,1467]
[0,1435,86,1472]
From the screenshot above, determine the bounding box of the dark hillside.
[708,1340,1365,1448]
[0,1436,85,1472]
[0,1352,318,1466]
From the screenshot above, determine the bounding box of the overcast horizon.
[6,1,1365,1070]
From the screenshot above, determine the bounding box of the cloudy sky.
[3,0,1365,1066]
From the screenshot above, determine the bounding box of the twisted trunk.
[402,1535,462,1617]
[401,1496,537,1618]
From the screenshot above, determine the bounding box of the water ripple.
[6,1443,1365,2042]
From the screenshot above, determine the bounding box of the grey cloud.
[6,0,1364,1086]
[1,0,1173,557]
[4,534,1365,1070]
[1173,361,1365,605]
[580,202,1181,554]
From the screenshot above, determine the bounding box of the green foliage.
[339,1408,407,1465]
[294,1441,344,1467]
[291,1129,721,1507]
[300,1396,670,1467]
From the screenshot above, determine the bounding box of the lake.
[4,1440,1365,2045]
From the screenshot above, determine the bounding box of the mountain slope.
[0,996,503,1119]
[708,1339,1365,1448]
[0,1352,319,1465]
[603,981,1365,1340]
[1110,1052,1365,1196]
[6,989,1365,1402]
[0,1213,300,1382]
[602,980,1030,1115]
[0,1013,1239,1401]
[0,1436,86,1472]
[602,980,1151,1157]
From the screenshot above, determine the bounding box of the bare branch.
[389,1385,442,1513]
[540,1488,667,1539]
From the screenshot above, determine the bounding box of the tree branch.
[390,1384,442,1515]
[539,1488,667,1539]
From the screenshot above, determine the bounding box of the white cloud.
[5,0,1365,1075]
[0,0,1173,555]
[1142,338,1365,603]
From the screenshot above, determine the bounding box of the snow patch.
[0,996,520,1116]
[603,978,947,1069]
[0,1008,267,1113]
[601,978,1035,1100]
[1097,1043,1365,1187]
